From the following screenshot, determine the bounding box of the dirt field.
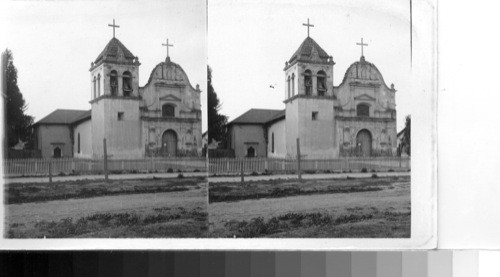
[4,177,208,238]
[208,176,410,238]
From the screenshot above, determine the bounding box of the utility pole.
[296,138,302,182]
[103,138,109,182]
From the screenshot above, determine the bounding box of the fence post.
[296,138,302,182]
[399,156,402,169]
[103,138,109,182]
[48,160,52,184]
[240,160,244,184]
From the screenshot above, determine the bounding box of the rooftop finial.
[108,19,120,38]
[302,18,314,37]
[356,37,368,59]
[162,38,174,61]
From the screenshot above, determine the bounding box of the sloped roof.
[289,36,330,64]
[229,109,284,125]
[94,37,136,64]
[34,109,90,126]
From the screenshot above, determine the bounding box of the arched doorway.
[53,147,62,158]
[247,146,255,158]
[356,129,372,157]
[162,130,177,157]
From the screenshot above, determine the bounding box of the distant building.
[226,24,398,159]
[33,24,202,159]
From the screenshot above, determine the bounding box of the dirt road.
[209,180,410,227]
[6,187,206,226]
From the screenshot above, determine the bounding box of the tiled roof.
[229,109,285,125]
[34,109,90,125]
[94,37,136,64]
[266,109,286,124]
[289,36,330,64]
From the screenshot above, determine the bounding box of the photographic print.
[207,0,433,245]
[1,0,208,239]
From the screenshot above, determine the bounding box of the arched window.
[357,103,370,117]
[77,133,81,154]
[123,71,132,97]
[162,104,175,117]
[271,132,275,153]
[291,73,295,96]
[110,70,118,96]
[247,146,255,158]
[304,70,312,96]
[317,70,326,96]
[93,76,97,99]
[53,147,62,158]
[287,76,291,98]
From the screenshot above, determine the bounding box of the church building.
[33,21,202,159]
[226,21,397,159]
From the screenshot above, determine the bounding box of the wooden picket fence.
[209,157,410,174]
[3,157,207,177]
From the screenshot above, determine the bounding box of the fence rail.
[4,157,207,177]
[209,157,411,174]
[4,157,410,177]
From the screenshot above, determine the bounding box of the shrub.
[194,169,200,172]
[371,169,376,173]
[361,168,368,173]
[388,169,394,172]
[371,174,378,178]
[251,171,259,176]
[177,173,184,179]
[167,168,174,173]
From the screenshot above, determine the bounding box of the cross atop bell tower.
[302,18,314,37]
[108,19,120,38]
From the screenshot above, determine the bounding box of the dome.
[340,56,389,87]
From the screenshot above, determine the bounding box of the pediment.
[159,94,182,102]
[354,94,376,101]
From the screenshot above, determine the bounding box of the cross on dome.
[162,38,174,59]
[356,37,368,58]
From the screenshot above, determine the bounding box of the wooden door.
[356,129,372,157]
[162,130,177,157]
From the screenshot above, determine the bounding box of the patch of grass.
[223,212,374,238]
[9,208,208,238]
[208,177,394,203]
[218,207,410,238]
[5,177,205,204]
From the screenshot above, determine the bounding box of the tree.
[207,65,228,147]
[401,115,411,156]
[4,49,34,148]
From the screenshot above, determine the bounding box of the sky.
[208,0,413,131]
[0,0,208,131]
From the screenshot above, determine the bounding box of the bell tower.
[283,19,337,158]
[89,19,143,158]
